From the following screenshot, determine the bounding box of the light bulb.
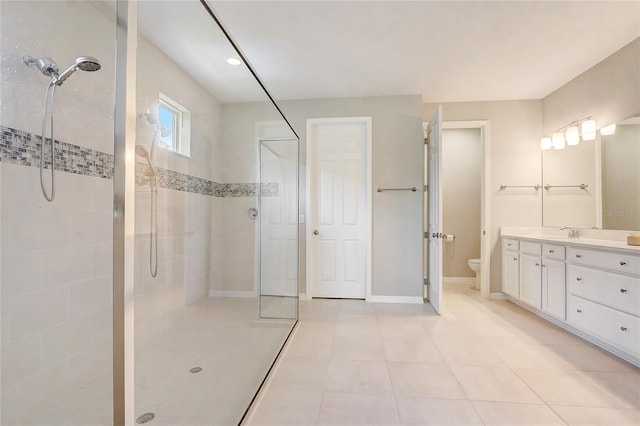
[581,119,597,141]
[600,123,616,136]
[566,126,580,145]
[540,137,552,150]
[552,132,565,150]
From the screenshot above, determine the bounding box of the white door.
[260,138,299,297]
[427,106,443,313]
[308,118,370,299]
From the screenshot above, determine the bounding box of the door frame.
[305,117,372,300]
[423,120,491,300]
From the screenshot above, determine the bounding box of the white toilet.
[467,259,481,290]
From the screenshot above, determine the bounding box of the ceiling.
[208,0,640,103]
[143,1,640,103]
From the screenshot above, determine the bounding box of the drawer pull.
[507,243,512,247]
[513,257,517,261]
[549,249,554,253]
[535,263,540,266]
[541,264,546,268]
[620,288,628,294]
[576,309,582,313]
[576,254,582,258]
[576,277,582,282]
[620,326,628,332]
[620,261,626,266]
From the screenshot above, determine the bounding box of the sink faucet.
[560,226,580,238]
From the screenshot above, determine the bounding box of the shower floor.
[134,295,295,425]
[13,295,294,426]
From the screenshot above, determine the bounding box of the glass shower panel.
[0,1,116,424]
[259,138,299,319]
[133,1,298,424]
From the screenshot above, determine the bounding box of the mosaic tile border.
[1,125,278,198]
[1,126,114,179]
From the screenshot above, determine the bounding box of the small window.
[158,92,191,157]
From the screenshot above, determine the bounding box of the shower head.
[23,55,59,77]
[55,56,101,86]
[135,144,157,176]
[138,110,158,126]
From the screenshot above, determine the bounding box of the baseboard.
[367,295,424,304]
[490,292,508,300]
[209,290,256,298]
[443,277,475,285]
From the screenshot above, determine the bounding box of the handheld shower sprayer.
[23,55,101,86]
[23,54,101,201]
[55,56,101,86]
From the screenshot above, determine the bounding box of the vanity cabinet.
[501,236,640,366]
[501,239,519,298]
[541,244,566,320]
[566,247,640,359]
[519,242,542,308]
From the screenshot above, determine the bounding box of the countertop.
[500,231,640,254]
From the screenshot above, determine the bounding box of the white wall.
[442,128,481,278]
[542,38,640,134]
[424,101,543,293]
[222,95,425,298]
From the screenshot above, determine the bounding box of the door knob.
[313,230,319,235]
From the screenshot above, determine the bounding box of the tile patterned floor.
[247,283,640,426]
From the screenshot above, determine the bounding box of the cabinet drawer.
[543,243,565,260]
[567,265,640,316]
[567,247,640,275]
[520,241,541,256]
[567,295,640,358]
[502,238,519,252]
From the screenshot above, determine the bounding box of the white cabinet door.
[502,251,519,298]
[520,254,542,308]
[542,258,566,320]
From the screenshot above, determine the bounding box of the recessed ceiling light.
[226,58,241,66]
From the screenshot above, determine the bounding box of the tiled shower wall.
[1,2,117,423]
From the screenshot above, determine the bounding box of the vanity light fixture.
[226,58,242,66]
[565,125,580,146]
[540,117,597,151]
[540,137,552,150]
[600,123,616,135]
[552,132,566,150]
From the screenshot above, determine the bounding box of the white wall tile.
[4,208,69,252]
[42,245,92,288]
[7,286,69,340]
[41,318,92,368]
[69,276,111,320]
[1,333,42,388]
[1,250,43,297]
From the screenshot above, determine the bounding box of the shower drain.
[189,367,203,373]
[136,413,155,424]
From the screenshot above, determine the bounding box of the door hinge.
[424,184,428,192]
[424,231,428,238]
[424,277,429,285]
[424,137,429,145]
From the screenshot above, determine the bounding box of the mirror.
[542,114,640,231]
[601,115,640,231]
